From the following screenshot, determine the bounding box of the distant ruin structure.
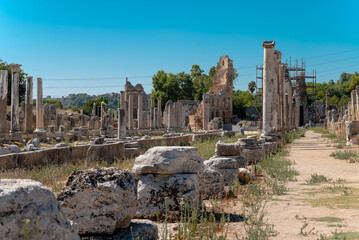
[189,55,234,131]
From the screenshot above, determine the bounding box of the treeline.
[307,72,359,108]
[151,65,217,109]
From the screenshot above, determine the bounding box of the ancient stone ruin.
[190,55,234,131]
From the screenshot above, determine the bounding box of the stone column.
[157,98,162,128]
[295,95,300,129]
[262,41,276,135]
[92,103,96,117]
[25,76,33,133]
[34,77,46,136]
[9,64,22,134]
[0,70,8,135]
[128,93,133,129]
[325,92,330,128]
[153,107,157,128]
[356,86,359,121]
[137,93,143,129]
[167,101,172,130]
[203,95,210,130]
[109,109,113,126]
[100,102,107,129]
[118,108,126,139]
[274,50,282,131]
[351,90,356,120]
[150,98,154,129]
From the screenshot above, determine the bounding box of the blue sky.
[0,0,358,98]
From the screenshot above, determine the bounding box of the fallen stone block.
[133,146,204,175]
[80,219,158,240]
[136,173,200,219]
[58,168,138,235]
[198,165,225,199]
[0,179,80,240]
[215,141,241,157]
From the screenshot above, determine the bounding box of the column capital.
[37,77,42,81]
[262,41,275,48]
[26,76,33,80]
[9,64,22,73]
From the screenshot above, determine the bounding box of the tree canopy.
[0,59,27,105]
[151,64,215,109]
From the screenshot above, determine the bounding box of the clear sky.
[0,0,358,98]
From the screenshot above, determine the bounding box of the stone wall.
[0,132,234,170]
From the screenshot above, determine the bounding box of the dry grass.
[1,158,135,192]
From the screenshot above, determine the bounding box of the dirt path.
[265,130,359,239]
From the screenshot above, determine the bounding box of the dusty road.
[266,130,359,239]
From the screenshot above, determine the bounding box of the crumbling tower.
[189,55,235,131]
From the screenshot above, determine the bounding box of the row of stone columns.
[0,64,46,140]
[262,41,300,136]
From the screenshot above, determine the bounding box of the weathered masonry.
[190,55,234,131]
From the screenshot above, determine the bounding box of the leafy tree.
[190,65,204,79]
[177,72,194,100]
[248,81,256,93]
[329,95,339,105]
[209,66,216,78]
[345,75,359,93]
[233,90,255,118]
[83,97,108,116]
[0,59,27,105]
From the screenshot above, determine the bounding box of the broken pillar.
[9,64,22,135]
[25,76,33,133]
[0,70,8,137]
[118,108,126,139]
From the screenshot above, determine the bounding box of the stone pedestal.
[0,70,8,137]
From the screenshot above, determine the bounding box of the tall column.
[262,41,276,135]
[153,107,157,128]
[276,52,283,131]
[118,108,126,139]
[325,92,330,128]
[100,102,106,129]
[157,98,162,128]
[167,102,172,130]
[295,95,300,129]
[9,64,22,133]
[92,103,96,117]
[356,86,359,121]
[150,98,154,129]
[25,76,33,133]
[128,93,133,129]
[0,70,8,135]
[274,50,281,131]
[137,93,143,129]
[35,77,45,133]
[351,90,356,120]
